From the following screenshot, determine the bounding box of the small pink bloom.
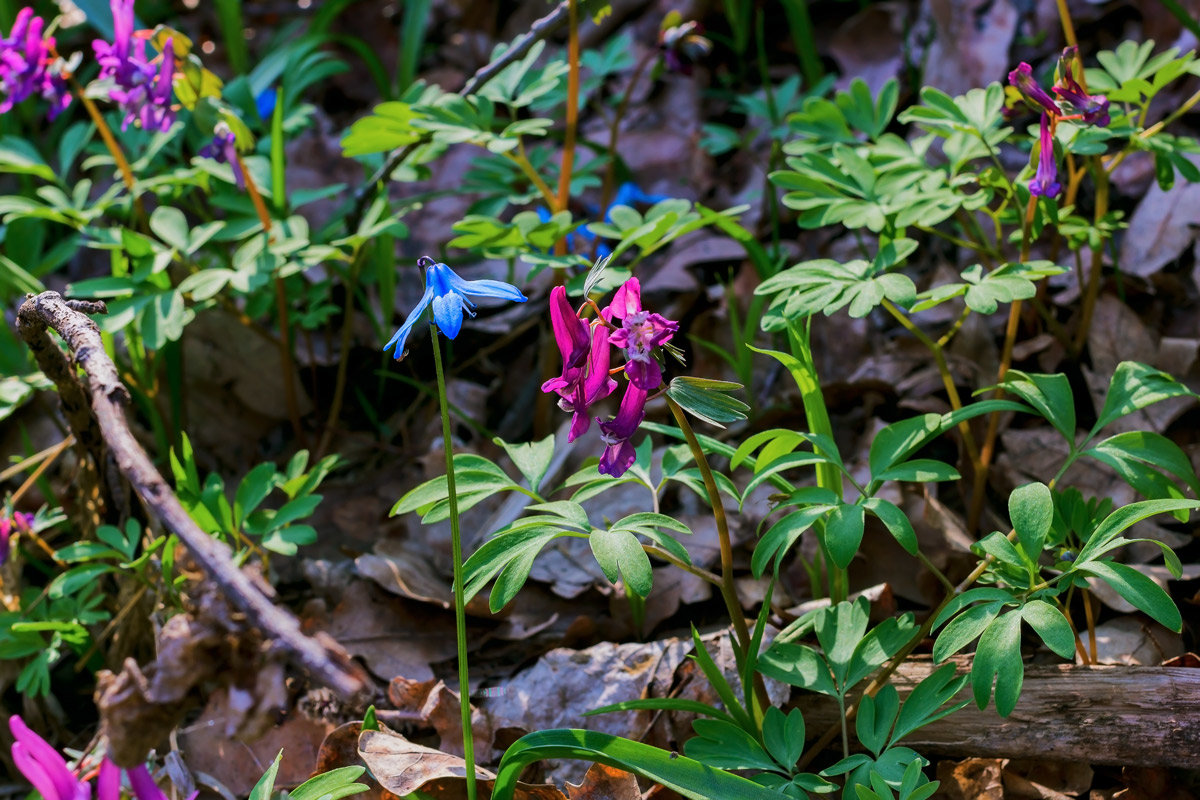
[598,382,648,477]
[604,278,678,391]
[9,716,90,800]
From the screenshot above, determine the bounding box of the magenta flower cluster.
[0,510,33,566]
[0,8,71,119]
[1007,49,1110,199]
[93,0,175,132]
[543,278,678,477]
[9,716,178,800]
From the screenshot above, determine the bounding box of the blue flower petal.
[431,290,467,339]
[442,266,528,303]
[384,283,435,358]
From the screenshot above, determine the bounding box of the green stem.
[666,396,768,709]
[431,332,477,800]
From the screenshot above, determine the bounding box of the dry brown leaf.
[1003,759,1094,799]
[1091,615,1184,666]
[829,3,907,94]
[564,763,641,800]
[178,698,334,796]
[1119,155,1200,277]
[934,757,1005,800]
[358,729,566,800]
[356,538,453,609]
[917,0,1017,97]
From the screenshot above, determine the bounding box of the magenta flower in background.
[9,716,91,800]
[604,277,678,391]
[1007,62,1059,116]
[0,510,33,566]
[1029,112,1061,198]
[93,0,175,131]
[599,382,649,476]
[0,8,71,119]
[97,759,170,800]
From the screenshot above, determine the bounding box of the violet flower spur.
[384,257,528,359]
[604,277,678,391]
[1054,62,1110,127]
[199,124,246,189]
[1007,62,1059,116]
[598,382,649,477]
[1030,112,1062,198]
[9,716,91,800]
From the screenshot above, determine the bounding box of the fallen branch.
[794,656,1200,768]
[16,291,367,700]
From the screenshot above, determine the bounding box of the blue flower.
[384,256,528,359]
[256,88,277,121]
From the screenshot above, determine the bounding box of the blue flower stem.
[431,330,478,800]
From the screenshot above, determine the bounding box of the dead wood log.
[794,655,1200,768]
[16,290,366,700]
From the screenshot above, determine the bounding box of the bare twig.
[17,291,367,700]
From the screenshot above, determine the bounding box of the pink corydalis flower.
[9,716,90,800]
[1029,112,1061,198]
[605,277,678,391]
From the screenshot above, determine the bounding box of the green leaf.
[47,564,116,599]
[149,206,190,251]
[757,641,837,697]
[867,415,941,477]
[0,136,56,181]
[1021,600,1077,659]
[751,505,833,577]
[288,767,368,800]
[489,729,785,800]
[684,719,779,772]
[1079,561,1182,632]
[666,377,750,428]
[248,751,283,800]
[932,601,1006,662]
[857,685,900,756]
[862,498,918,555]
[586,698,738,726]
[761,706,806,771]
[1010,482,1053,558]
[1092,361,1196,434]
[590,526,653,597]
[235,462,280,527]
[495,434,555,493]
[971,611,1024,716]
[1001,370,1076,442]
[1076,498,1200,564]
[874,459,960,483]
[890,663,969,745]
[824,503,866,569]
[461,525,566,611]
[1085,431,1200,495]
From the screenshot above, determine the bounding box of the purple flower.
[384,257,527,359]
[1054,61,1109,127]
[93,0,175,132]
[542,287,617,441]
[604,277,678,390]
[0,8,71,119]
[658,17,711,75]
[1029,112,1061,198]
[598,382,648,477]
[0,511,33,566]
[1008,63,1059,116]
[198,125,245,189]
[9,716,90,800]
